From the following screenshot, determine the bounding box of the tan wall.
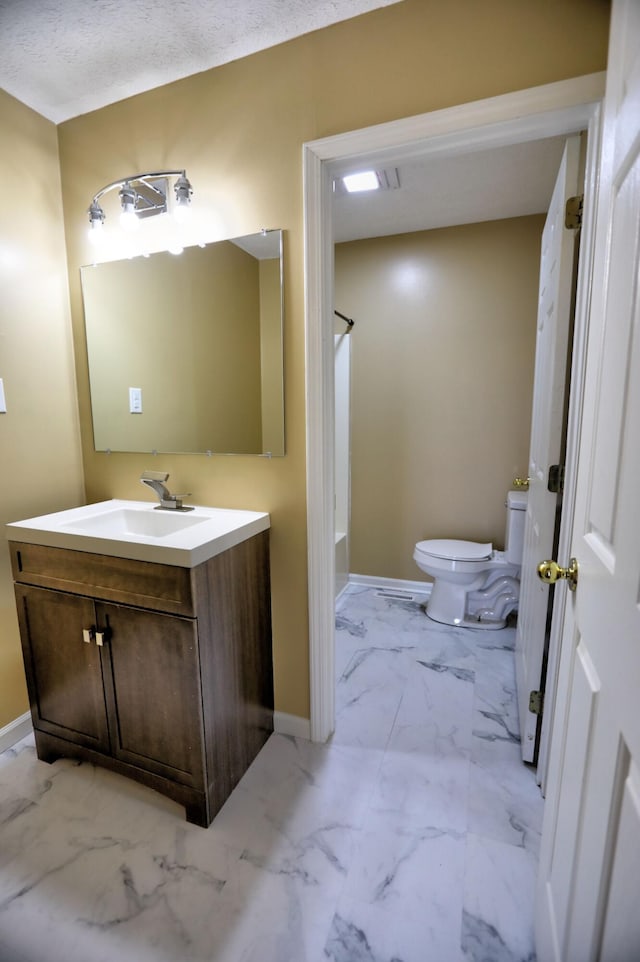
[51,0,608,723]
[336,217,546,582]
[0,90,85,729]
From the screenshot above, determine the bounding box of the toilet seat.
[415,538,493,563]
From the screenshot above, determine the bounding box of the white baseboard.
[348,573,432,596]
[0,711,33,754]
[273,711,311,740]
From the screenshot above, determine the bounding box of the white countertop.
[6,499,270,568]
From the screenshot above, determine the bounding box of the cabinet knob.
[82,627,95,644]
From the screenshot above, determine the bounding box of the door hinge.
[529,690,544,716]
[548,463,565,494]
[565,194,583,230]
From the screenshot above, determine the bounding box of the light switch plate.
[129,387,142,414]
[0,378,6,413]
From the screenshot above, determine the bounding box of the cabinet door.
[15,585,111,752]
[97,602,206,789]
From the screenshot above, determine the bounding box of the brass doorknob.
[537,558,579,591]
[513,477,531,488]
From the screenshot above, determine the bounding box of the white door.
[515,136,581,763]
[536,3,640,959]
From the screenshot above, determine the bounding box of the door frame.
[303,74,605,761]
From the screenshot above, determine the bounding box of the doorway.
[303,75,604,769]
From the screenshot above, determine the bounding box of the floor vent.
[376,589,416,601]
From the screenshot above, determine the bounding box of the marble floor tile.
[333,647,409,749]
[211,855,342,962]
[337,587,431,640]
[404,625,478,669]
[462,833,538,962]
[475,626,517,652]
[371,736,470,832]
[328,808,465,961]
[472,706,522,748]
[473,639,520,735]
[0,745,236,962]
[399,654,476,733]
[368,654,474,831]
[0,584,543,962]
[468,736,543,856]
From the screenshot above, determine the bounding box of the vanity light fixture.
[173,172,193,222]
[87,199,106,244]
[119,183,139,230]
[87,169,194,240]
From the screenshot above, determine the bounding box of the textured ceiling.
[0,0,402,123]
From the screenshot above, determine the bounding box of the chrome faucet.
[140,470,193,511]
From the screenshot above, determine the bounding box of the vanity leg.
[33,730,62,765]
[184,795,212,828]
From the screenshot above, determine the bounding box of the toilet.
[413,490,528,629]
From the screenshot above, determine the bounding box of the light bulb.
[87,199,105,242]
[173,172,193,224]
[120,209,140,231]
[88,222,104,245]
[119,183,139,231]
[173,202,192,224]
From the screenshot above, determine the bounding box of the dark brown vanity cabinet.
[9,532,273,827]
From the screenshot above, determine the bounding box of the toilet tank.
[504,489,528,564]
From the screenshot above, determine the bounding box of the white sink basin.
[63,507,210,539]
[6,499,270,567]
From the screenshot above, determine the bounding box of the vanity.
[6,500,273,828]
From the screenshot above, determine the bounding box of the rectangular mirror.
[80,229,284,455]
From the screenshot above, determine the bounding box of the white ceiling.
[333,136,568,242]
[0,0,402,124]
[0,0,568,243]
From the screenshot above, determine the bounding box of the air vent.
[376,588,415,601]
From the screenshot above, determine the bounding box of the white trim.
[0,712,32,754]
[348,573,432,596]
[309,73,605,169]
[273,711,311,740]
[303,73,606,745]
[304,139,336,744]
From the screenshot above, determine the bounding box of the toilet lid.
[416,538,493,562]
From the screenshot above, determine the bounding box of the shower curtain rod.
[334,309,354,331]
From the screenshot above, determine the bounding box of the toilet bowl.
[413,490,527,630]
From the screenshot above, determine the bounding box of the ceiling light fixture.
[342,171,380,193]
[87,169,194,239]
[337,167,401,194]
